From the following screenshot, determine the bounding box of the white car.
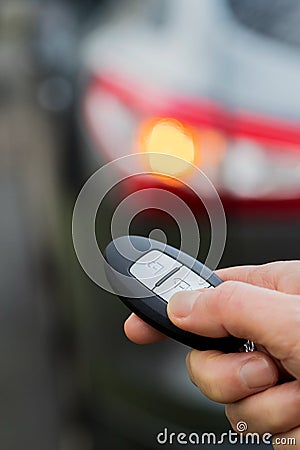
[75,1,300,448]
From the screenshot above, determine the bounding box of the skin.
[124,261,300,449]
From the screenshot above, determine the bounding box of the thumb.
[167,281,300,379]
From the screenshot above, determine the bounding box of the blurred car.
[73,0,300,448]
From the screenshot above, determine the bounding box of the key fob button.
[129,250,181,290]
[154,266,210,302]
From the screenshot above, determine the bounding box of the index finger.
[124,313,166,344]
[216,261,300,294]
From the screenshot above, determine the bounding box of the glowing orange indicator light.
[138,118,199,179]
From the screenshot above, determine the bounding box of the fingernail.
[168,291,200,318]
[240,358,276,389]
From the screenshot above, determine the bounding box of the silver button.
[129,250,182,290]
[154,266,210,302]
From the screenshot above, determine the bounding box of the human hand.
[124,261,300,448]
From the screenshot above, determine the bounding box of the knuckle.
[216,281,242,315]
[293,383,300,407]
[186,350,223,401]
[277,303,300,362]
[253,264,276,290]
[265,406,286,432]
[284,380,300,404]
[194,377,223,402]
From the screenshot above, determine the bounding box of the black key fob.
[105,235,254,353]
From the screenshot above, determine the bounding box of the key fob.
[105,235,254,353]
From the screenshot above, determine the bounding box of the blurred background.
[2,0,300,449]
